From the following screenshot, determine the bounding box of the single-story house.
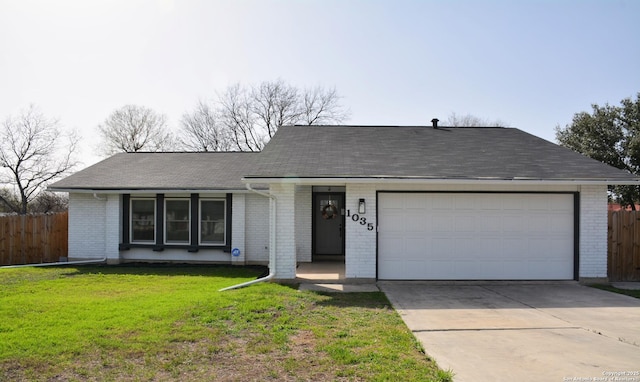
[49,123,640,282]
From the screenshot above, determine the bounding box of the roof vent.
[431,118,439,128]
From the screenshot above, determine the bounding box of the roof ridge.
[287,124,508,129]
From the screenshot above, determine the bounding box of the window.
[131,198,155,243]
[123,194,230,249]
[165,199,190,244]
[200,199,226,245]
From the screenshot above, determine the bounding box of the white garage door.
[378,193,575,280]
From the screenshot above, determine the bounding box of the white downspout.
[219,183,277,291]
[1,257,107,269]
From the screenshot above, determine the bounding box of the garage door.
[377,193,575,280]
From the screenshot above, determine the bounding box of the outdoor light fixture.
[358,198,366,214]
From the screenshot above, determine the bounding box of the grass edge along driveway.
[0,265,453,381]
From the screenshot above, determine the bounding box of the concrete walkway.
[379,282,640,382]
[298,283,379,293]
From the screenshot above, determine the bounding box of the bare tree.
[218,84,265,152]
[0,188,19,214]
[178,100,231,151]
[301,86,350,125]
[208,80,350,152]
[29,191,69,214]
[445,112,507,127]
[252,80,301,137]
[98,105,174,155]
[0,105,78,214]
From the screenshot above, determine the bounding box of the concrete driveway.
[378,282,640,382]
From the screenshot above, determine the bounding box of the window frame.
[121,193,232,252]
[199,198,227,246]
[164,198,191,245]
[130,197,156,244]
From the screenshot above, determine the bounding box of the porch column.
[271,183,297,280]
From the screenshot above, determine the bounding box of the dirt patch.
[3,330,353,382]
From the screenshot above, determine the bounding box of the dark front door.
[313,192,345,257]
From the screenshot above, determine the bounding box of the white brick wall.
[345,184,377,278]
[105,194,121,263]
[295,185,312,262]
[231,194,246,264]
[245,193,270,263]
[579,185,608,278]
[271,183,296,279]
[69,191,271,265]
[69,182,609,281]
[68,193,107,261]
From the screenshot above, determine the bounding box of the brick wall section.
[271,183,297,279]
[70,191,272,265]
[579,185,608,278]
[245,193,270,263]
[345,184,377,278]
[295,185,312,262]
[105,194,121,263]
[68,182,608,280]
[68,193,107,261]
[231,194,246,264]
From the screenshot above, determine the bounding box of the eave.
[242,176,640,186]
[47,187,266,194]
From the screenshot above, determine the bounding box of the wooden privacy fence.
[0,212,68,266]
[608,210,640,281]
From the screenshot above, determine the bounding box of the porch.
[296,261,345,283]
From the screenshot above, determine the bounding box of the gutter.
[218,183,277,291]
[241,177,640,186]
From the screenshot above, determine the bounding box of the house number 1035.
[346,210,374,231]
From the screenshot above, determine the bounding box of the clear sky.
[1,0,639,169]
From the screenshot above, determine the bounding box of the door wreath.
[321,203,338,219]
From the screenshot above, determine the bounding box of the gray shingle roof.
[49,152,264,191]
[50,125,640,191]
[244,125,638,181]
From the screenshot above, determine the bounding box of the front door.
[313,192,345,257]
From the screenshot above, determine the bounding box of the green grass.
[591,284,640,299]
[0,265,452,381]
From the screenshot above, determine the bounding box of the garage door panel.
[405,213,429,232]
[433,214,454,232]
[404,193,430,209]
[431,194,454,210]
[380,213,405,232]
[478,215,502,233]
[455,195,477,210]
[550,215,574,233]
[502,215,525,233]
[378,193,574,280]
[502,196,526,210]
[454,215,477,233]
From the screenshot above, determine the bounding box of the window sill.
[119,243,229,253]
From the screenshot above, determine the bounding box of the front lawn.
[0,265,451,381]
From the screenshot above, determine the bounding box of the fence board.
[608,210,640,281]
[0,212,68,266]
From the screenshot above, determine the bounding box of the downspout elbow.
[93,193,107,201]
[218,183,277,291]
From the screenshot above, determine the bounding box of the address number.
[346,210,374,231]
